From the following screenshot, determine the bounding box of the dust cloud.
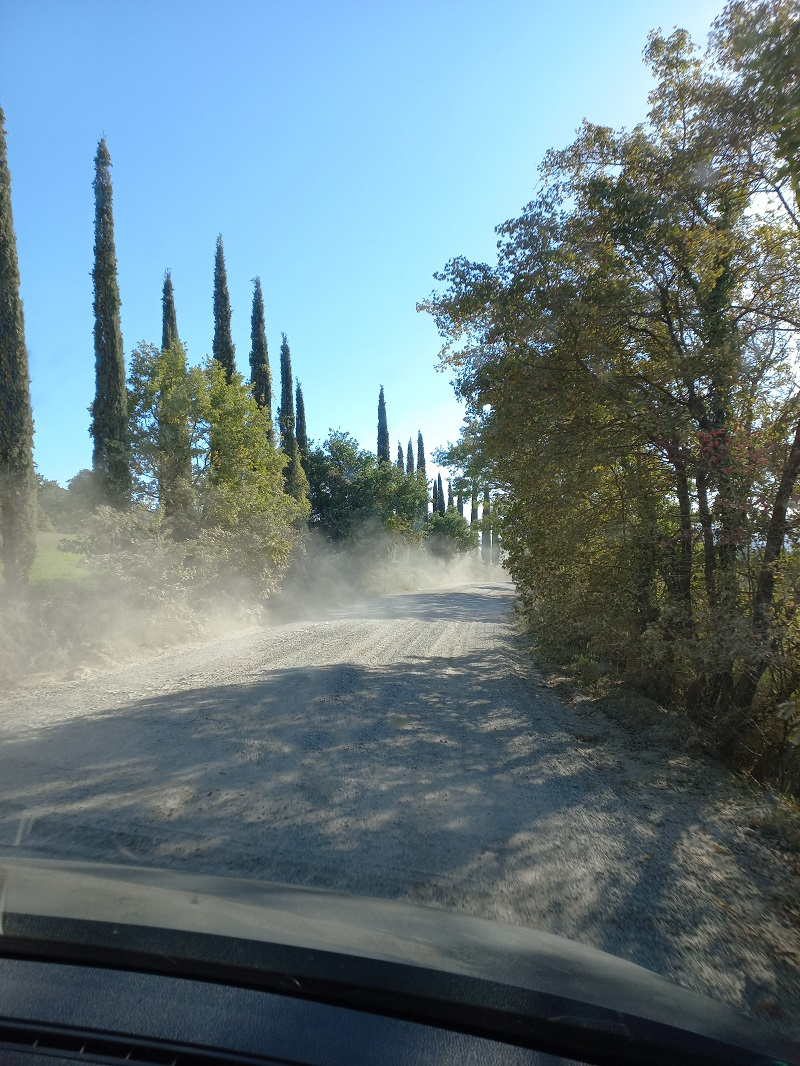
[0,523,505,690]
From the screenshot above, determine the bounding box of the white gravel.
[0,580,798,1036]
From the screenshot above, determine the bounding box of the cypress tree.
[406,439,414,475]
[482,485,491,562]
[278,333,295,454]
[470,481,479,525]
[457,488,464,516]
[377,385,390,462]
[437,472,446,515]
[447,479,454,510]
[161,269,179,351]
[431,478,438,514]
[396,442,404,470]
[249,277,272,441]
[416,430,426,475]
[158,270,190,521]
[295,378,309,473]
[0,107,37,587]
[277,333,307,498]
[212,234,235,382]
[90,137,130,507]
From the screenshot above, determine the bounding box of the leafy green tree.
[161,270,179,351]
[396,442,404,470]
[90,138,130,508]
[35,475,68,531]
[416,430,426,475]
[0,108,36,587]
[307,431,426,542]
[249,277,272,442]
[128,340,194,533]
[425,509,478,558]
[406,439,414,475]
[295,379,309,473]
[422,20,800,768]
[470,482,478,525]
[377,385,390,462]
[710,1,800,232]
[212,234,235,383]
[431,477,438,514]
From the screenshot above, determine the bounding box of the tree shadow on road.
[0,644,795,1027]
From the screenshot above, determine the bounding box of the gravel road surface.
[0,580,798,1034]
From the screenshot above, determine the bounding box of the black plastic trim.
[0,911,791,1066]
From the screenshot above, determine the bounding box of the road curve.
[0,580,798,1033]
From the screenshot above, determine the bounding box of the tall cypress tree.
[416,430,426,475]
[90,137,130,507]
[457,488,464,516]
[0,107,36,587]
[482,485,491,562]
[161,269,179,351]
[295,379,309,472]
[447,479,454,510]
[470,481,479,525]
[437,472,446,515]
[377,385,389,462]
[277,333,306,498]
[431,478,438,514]
[396,442,404,470]
[158,270,190,522]
[212,234,235,382]
[406,439,414,475]
[249,277,272,442]
[278,333,295,453]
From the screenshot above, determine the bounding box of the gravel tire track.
[0,579,798,1037]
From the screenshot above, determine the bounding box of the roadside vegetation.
[0,108,492,687]
[426,1,800,792]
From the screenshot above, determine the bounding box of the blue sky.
[3,0,723,486]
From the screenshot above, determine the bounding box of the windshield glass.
[1,0,799,1051]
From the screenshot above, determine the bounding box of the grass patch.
[29,531,87,583]
[0,531,86,586]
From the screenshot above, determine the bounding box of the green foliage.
[377,385,390,463]
[421,19,800,777]
[161,270,179,351]
[424,508,478,559]
[416,430,426,474]
[0,106,36,587]
[396,441,404,470]
[128,341,194,534]
[307,431,427,543]
[278,333,294,448]
[295,379,309,472]
[90,138,131,508]
[406,439,414,475]
[276,334,307,502]
[249,277,272,441]
[710,1,800,228]
[212,234,235,382]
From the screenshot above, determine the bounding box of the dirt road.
[0,580,798,1032]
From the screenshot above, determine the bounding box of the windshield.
[1,0,799,1053]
